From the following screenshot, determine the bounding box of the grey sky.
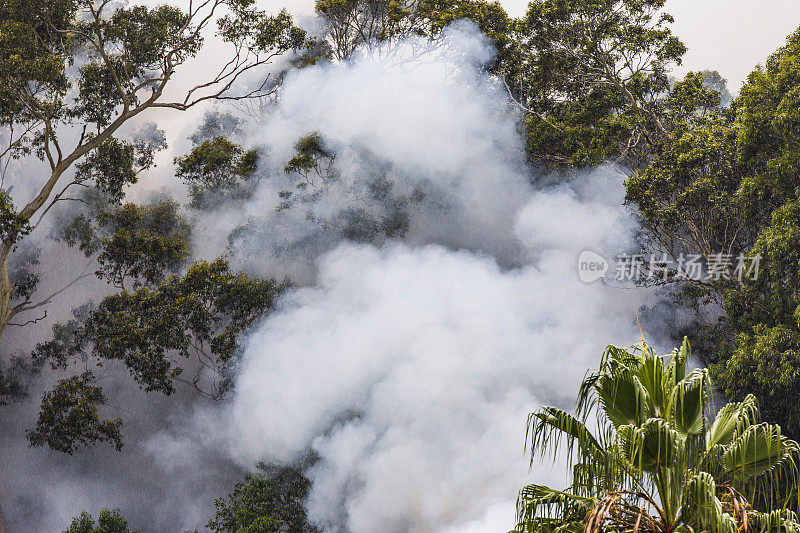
[667,0,800,89]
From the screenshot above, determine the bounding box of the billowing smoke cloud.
[152,23,654,532]
[188,23,534,282]
[0,18,657,532]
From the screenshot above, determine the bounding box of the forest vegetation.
[2,0,800,530]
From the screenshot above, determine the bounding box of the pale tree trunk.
[0,244,12,342]
[0,243,10,533]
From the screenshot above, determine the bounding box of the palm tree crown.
[515,338,800,532]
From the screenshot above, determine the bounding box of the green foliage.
[27,371,123,454]
[130,122,168,171]
[175,137,260,208]
[315,0,514,66]
[0,0,76,130]
[514,0,686,168]
[207,466,318,533]
[28,257,282,453]
[274,132,420,242]
[73,138,142,205]
[58,198,192,288]
[626,26,800,439]
[0,189,31,246]
[63,508,137,533]
[283,133,336,178]
[515,339,800,532]
[697,69,732,107]
[218,5,307,56]
[190,111,243,145]
[735,28,800,218]
[95,200,192,288]
[0,0,307,347]
[0,0,196,154]
[0,353,39,405]
[0,0,311,467]
[625,86,744,270]
[414,0,515,68]
[35,258,283,404]
[629,27,800,278]
[712,199,800,438]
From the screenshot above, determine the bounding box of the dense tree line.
[3,0,800,529]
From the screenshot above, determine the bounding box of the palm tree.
[515,338,800,532]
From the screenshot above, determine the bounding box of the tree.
[623,72,744,337]
[315,0,515,66]
[625,26,800,437]
[713,198,800,439]
[27,371,123,454]
[175,136,260,209]
[515,338,800,532]
[512,0,686,168]
[206,465,318,533]
[625,72,740,266]
[28,257,284,451]
[63,508,137,533]
[0,0,307,339]
[0,1,309,508]
[225,130,424,257]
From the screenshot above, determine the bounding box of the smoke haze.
[0,20,658,533]
[155,24,653,532]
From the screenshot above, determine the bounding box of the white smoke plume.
[153,22,656,532]
[0,18,659,532]
[188,23,533,282]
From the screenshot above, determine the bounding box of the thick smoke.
[151,23,654,532]
[0,19,657,533]
[188,24,534,282]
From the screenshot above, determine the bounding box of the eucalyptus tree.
[624,26,800,437]
[516,339,800,532]
[314,0,514,64]
[0,0,308,502]
[0,0,307,339]
[63,508,136,533]
[206,465,318,533]
[513,0,686,168]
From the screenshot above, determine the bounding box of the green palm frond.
[515,484,593,532]
[636,348,669,417]
[526,407,604,465]
[516,337,800,533]
[706,394,761,450]
[722,423,798,480]
[617,419,679,474]
[680,471,739,533]
[748,509,800,532]
[670,368,711,437]
[597,369,653,428]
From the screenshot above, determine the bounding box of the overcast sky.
[666,0,800,89]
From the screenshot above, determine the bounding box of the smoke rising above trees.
[1,0,800,531]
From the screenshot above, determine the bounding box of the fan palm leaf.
[515,338,800,532]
